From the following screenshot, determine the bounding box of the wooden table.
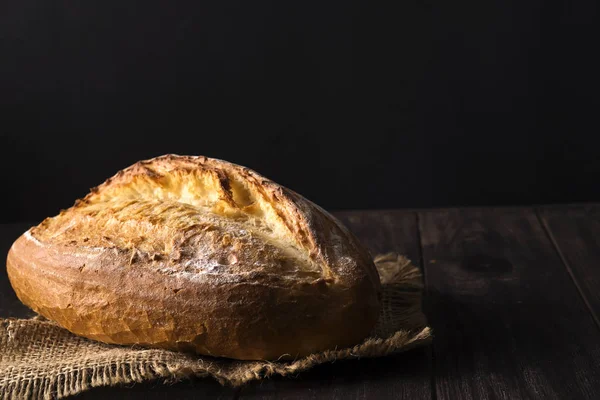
[3,205,600,399]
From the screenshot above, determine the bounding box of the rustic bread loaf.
[7,155,381,360]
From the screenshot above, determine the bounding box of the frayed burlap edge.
[0,253,432,399]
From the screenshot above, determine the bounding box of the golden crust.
[7,155,381,360]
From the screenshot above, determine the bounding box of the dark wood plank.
[420,208,600,399]
[539,204,600,328]
[239,210,433,400]
[77,381,240,399]
[336,210,422,266]
[0,223,237,399]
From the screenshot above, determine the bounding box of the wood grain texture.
[420,208,600,399]
[238,210,433,399]
[538,205,600,328]
[77,381,240,400]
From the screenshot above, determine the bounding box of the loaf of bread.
[7,155,381,360]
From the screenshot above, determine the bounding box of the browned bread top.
[7,155,381,360]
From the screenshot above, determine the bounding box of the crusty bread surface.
[7,155,381,360]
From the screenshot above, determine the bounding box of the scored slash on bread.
[7,155,381,360]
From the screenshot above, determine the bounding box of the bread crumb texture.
[33,155,334,281]
[11,155,381,360]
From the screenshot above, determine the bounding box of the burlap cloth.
[0,253,431,399]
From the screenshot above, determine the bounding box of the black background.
[1,1,598,223]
